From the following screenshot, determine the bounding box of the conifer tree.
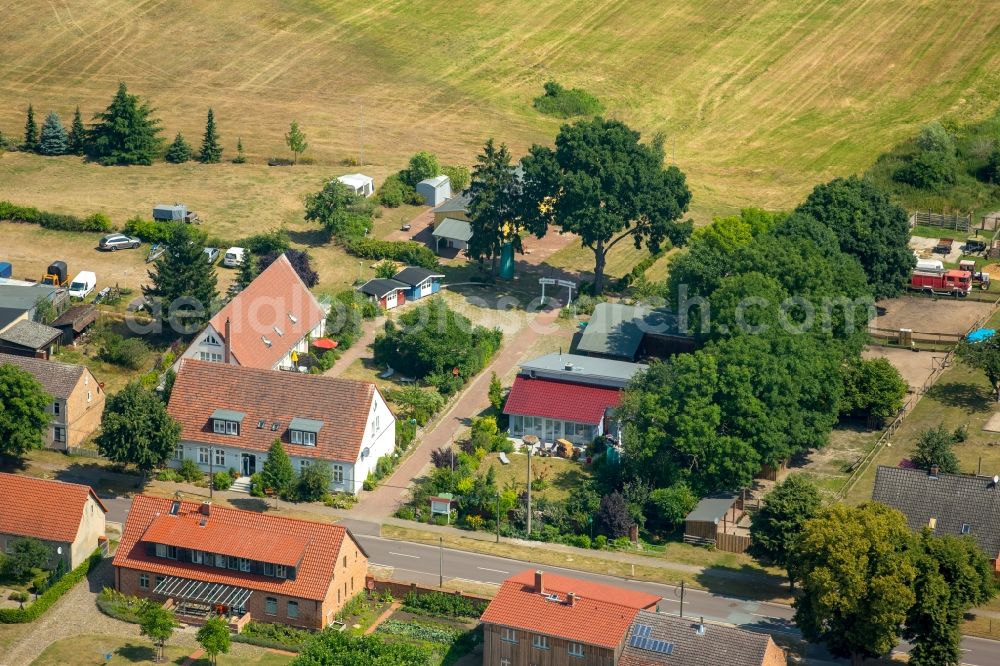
[38,112,68,156]
[232,136,247,164]
[68,107,86,155]
[164,133,193,163]
[23,104,38,151]
[143,224,218,334]
[88,82,163,165]
[234,251,258,290]
[198,108,222,163]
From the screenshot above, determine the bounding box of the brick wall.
[364,577,492,606]
[319,534,370,626]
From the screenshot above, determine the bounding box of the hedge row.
[0,550,103,623]
[0,201,113,233]
[232,633,305,652]
[344,237,438,270]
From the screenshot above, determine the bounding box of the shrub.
[249,472,266,497]
[155,468,180,482]
[177,458,203,483]
[396,420,417,451]
[893,150,958,190]
[396,506,416,521]
[388,387,445,426]
[593,535,607,550]
[239,228,291,255]
[235,621,311,651]
[402,591,487,619]
[465,515,485,531]
[122,216,176,243]
[344,237,438,269]
[533,81,604,118]
[324,492,358,509]
[212,471,233,491]
[0,201,113,232]
[441,165,470,193]
[98,334,149,370]
[0,550,101,623]
[297,461,332,501]
[97,587,150,623]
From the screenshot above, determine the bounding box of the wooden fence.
[714,533,751,554]
[909,210,972,232]
[867,326,964,348]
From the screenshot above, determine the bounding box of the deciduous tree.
[956,334,1000,401]
[139,603,177,663]
[38,112,68,156]
[196,616,231,665]
[0,363,52,457]
[297,461,332,501]
[285,121,307,164]
[911,424,960,474]
[840,357,908,423]
[520,118,692,294]
[405,150,440,187]
[143,224,218,333]
[304,179,373,240]
[791,503,917,666]
[259,248,319,287]
[749,474,821,578]
[96,381,181,478]
[198,108,222,163]
[598,490,632,538]
[88,82,163,165]
[2,537,50,582]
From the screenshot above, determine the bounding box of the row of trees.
[750,476,994,666]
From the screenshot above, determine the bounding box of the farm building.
[358,278,409,310]
[51,304,98,345]
[0,319,62,359]
[337,173,375,198]
[392,266,444,300]
[683,494,750,553]
[417,175,451,206]
[432,218,473,255]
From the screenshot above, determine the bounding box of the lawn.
[478,451,589,504]
[30,635,291,666]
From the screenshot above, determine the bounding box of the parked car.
[68,271,97,299]
[222,247,246,268]
[203,247,220,264]
[98,233,141,251]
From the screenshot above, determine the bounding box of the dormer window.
[288,418,322,446]
[210,409,246,436]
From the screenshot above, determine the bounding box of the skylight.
[288,313,298,324]
[271,421,280,431]
[262,335,272,347]
[274,326,284,337]
[257,419,265,429]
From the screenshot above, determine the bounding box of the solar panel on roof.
[634,624,652,639]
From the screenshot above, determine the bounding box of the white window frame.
[568,642,585,657]
[139,573,149,589]
[333,465,344,484]
[215,553,227,569]
[198,447,210,464]
[275,565,287,579]
[226,421,239,435]
[239,558,251,572]
[52,401,60,416]
[962,523,972,534]
[213,419,226,434]
[291,430,301,444]
[532,635,550,650]
[214,448,226,466]
[191,550,203,564]
[174,444,184,461]
[155,543,167,558]
[501,628,517,644]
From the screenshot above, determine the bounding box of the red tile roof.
[141,514,309,568]
[0,473,107,543]
[114,495,362,601]
[167,359,384,462]
[209,254,325,370]
[503,376,622,425]
[480,569,660,650]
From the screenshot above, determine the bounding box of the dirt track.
[871,297,995,336]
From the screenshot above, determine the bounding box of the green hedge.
[0,550,103,623]
[121,216,175,243]
[232,633,305,652]
[345,238,438,269]
[402,591,487,619]
[0,201,113,232]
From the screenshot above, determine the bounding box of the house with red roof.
[504,353,646,446]
[0,473,107,570]
[179,254,326,371]
[114,495,368,630]
[167,359,395,493]
[481,569,785,666]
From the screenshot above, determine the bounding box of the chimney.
[199,501,211,516]
[930,464,940,478]
[567,592,576,606]
[534,570,544,595]
[695,616,706,636]
[224,318,232,364]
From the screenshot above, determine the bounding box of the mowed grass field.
[2,1,1000,220]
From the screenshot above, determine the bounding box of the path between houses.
[323,315,385,379]
[341,307,565,521]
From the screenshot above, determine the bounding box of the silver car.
[98,233,141,251]
[203,247,220,264]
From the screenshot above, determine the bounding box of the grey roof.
[393,266,444,287]
[289,417,324,433]
[0,307,23,331]
[419,175,450,188]
[577,303,687,360]
[0,353,85,399]
[620,610,775,666]
[684,495,739,524]
[0,320,61,350]
[432,218,473,242]
[0,283,59,312]
[51,304,97,332]
[211,408,246,423]
[872,465,1000,556]
[432,192,470,215]
[520,352,646,388]
[359,278,409,299]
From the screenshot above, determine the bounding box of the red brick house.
[481,569,785,666]
[114,495,368,630]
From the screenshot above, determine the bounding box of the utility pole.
[438,537,443,588]
[526,446,532,537]
[359,104,364,166]
[496,494,501,543]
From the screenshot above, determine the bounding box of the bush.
[893,150,958,190]
[249,472,266,497]
[212,471,233,491]
[239,228,291,255]
[0,201,114,232]
[533,81,604,118]
[323,493,358,509]
[441,165,470,193]
[395,505,416,521]
[235,621,312,651]
[98,333,149,370]
[177,458,203,483]
[344,237,438,269]
[593,535,607,550]
[377,619,461,645]
[396,420,417,451]
[0,550,101,623]
[403,591,487,619]
[155,468,180,482]
[122,216,176,243]
[97,587,150,623]
[297,462,332,501]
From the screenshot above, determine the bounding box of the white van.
[223,247,246,268]
[68,271,97,299]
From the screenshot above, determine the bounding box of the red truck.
[910,269,972,296]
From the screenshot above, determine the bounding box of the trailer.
[934,238,955,254]
[909,269,972,297]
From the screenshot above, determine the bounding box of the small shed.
[0,320,62,359]
[358,279,409,310]
[152,204,188,222]
[417,175,451,207]
[392,266,444,300]
[432,218,473,255]
[337,173,375,198]
[51,304,98,345]
[683,494,748,553]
